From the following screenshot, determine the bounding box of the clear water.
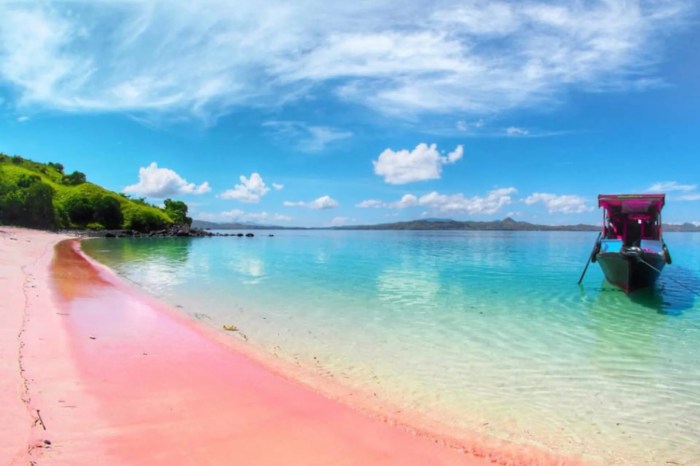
[81,231,700,464]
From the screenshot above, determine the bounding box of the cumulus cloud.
[123,162,211,198]
[356,199,385,208]
[272,183,284,191]
[197,209,291,223]
[219,173,270,203]
[0,1,687,121]
[373,143,463,184]
[647,181,697,192]
[284,195,338,209]
[523,193,593,213]
[358,188,516,215]
[417,188,516,214]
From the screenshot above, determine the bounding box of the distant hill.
[195,216,700,232]
[334,217,600,231]
[664,223,700,232]
[0,153,188,232]
[194,217,600,231]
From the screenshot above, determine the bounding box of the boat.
[589,194,672,293]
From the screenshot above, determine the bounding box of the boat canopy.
[598,194,665,243]
[598,194,665,213]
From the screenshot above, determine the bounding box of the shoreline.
[4,227,489,465]
[3,227,580,465]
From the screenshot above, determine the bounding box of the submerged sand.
[2,227,499,465]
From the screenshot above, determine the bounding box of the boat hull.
[597,251,666,293]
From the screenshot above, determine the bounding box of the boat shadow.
[650,265,700,315]
[588,265,699,316]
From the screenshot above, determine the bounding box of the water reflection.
[81,237,194,293]
[84,237,192,266]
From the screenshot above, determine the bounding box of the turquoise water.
[82,231,700,464]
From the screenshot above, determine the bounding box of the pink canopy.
[598,194,665,214]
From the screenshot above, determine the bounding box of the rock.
[105,232,116,238]
[246,233,254,237]
[222,324,238,332]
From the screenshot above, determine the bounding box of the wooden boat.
[590,194,672,293]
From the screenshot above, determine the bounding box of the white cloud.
[17,116,30,123]
[330,216,349,226]
[0,1,686,120]
[272,182,284,191]
[284,195,338,210]
[506,126,529,136]
[523,193,593,213]
[263,121,352,152]
[373,143,463,184]
[359,188,516,215]
[356,199,385,208]
[678,194,700,201]
[123,162,211,198]
[219,173,270,203]
[416,188,516,214]
[197,209,291,224]
[392,194,420,208]
[647,181,697,192]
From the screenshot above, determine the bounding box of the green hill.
[0,153,187,232]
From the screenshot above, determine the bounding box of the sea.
[81,230,700,465]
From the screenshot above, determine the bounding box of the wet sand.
[1,228,495,465]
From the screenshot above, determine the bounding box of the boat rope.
[637,256,700,297]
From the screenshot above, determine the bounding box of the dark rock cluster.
[79,226,275,239]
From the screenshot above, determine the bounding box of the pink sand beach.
[2,227,499,465]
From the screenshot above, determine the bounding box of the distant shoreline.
[193,217,700,232]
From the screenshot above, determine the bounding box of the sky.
[0,0,699,227]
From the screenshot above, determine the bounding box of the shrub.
[164,198,192,226]
[94,196,124,229]
[62,171,87,186]
[62,195,95,226]
[48,162,64,174]
[85,222,105,231]
[126,208,170,232]
[24,182,56,229]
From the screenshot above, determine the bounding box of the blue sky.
[1,0,698,227]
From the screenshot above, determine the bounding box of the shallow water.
[82,231,700,464]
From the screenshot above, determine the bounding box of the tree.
[0,182,56,229]
[63,195,94,226]
[126,209,169,232]
[94,196,124,229]
[62,171,87,185]
[164,199,192,226]
[17,174,40,188]
[48,162,64,174]
[23,182,56,229]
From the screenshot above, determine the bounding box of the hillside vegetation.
[0,153,190,232]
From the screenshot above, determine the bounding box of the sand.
[1,227,495,465]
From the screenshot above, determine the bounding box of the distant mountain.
[193,217,700,232]
[664,223,700,232]
[334,217,600,231]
